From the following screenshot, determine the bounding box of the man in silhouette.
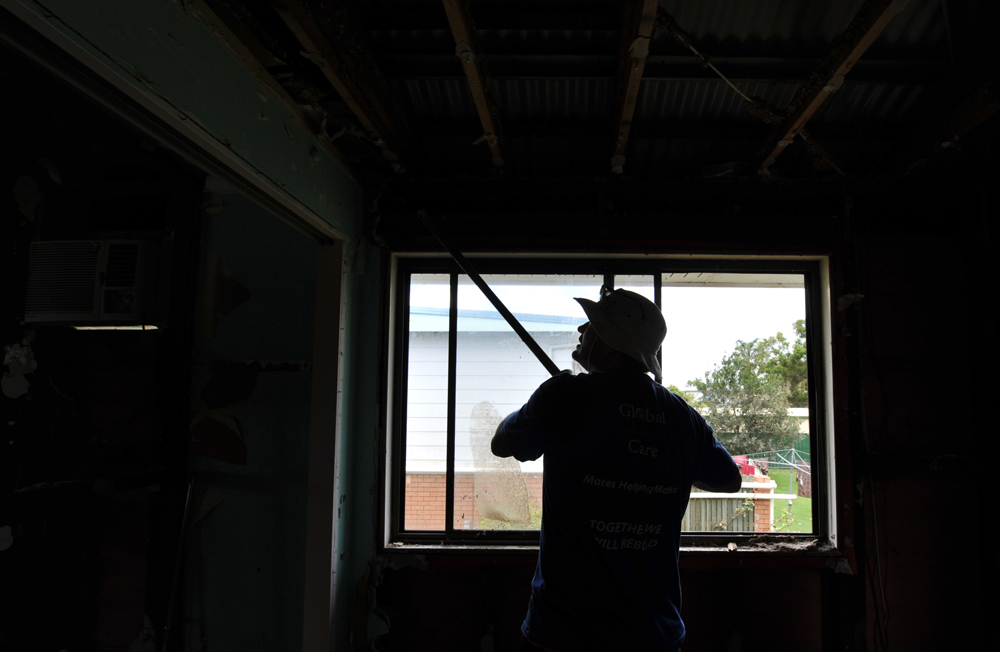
[492,287,741,651]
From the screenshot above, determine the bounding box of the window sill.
[383,537,848,570]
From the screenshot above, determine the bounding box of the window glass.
[659,274,811,533]
[454,274,600,531]
[398,265,819,539]
[403,274,449,530]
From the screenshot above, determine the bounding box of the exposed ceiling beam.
[757,0,913,177]
[378,55,946,84]
[441,0,504,168]
[189,0,355,177]
[271,0,412,171]
[610,0,659,174]
[905,81,1000,169]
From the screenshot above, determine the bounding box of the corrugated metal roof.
[635,80,801,122]
[368,0,948,57]
[397,76,927,126]
[366,0,950,177]
[495,78,613,121]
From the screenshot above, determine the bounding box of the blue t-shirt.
[498,369,739,651]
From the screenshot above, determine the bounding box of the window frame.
[385,255,833,550]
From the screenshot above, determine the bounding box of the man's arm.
[491,413,517,458]
[693,468,742,493]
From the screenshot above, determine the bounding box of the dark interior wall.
[2,3,365,649]
[371,558,828,652]
[847,181,994,651]
[3,1,995,650]
[357,169,994,652]
[184,187,318,650]
[1,34,205,649]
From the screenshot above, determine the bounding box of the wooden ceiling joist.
[905,81,1000,170]
[757,0,912,176]
[610,0,659,174]
[441,0,504,168]
[272,0,412,171]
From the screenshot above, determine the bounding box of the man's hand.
[491,412,517,458]
[491,432,512,458]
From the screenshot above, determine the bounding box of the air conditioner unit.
[24,240,159,325]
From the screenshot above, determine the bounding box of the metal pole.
[162,475,194,652]
[417,211,562,377]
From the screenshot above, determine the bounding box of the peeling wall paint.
[2,331,37,398]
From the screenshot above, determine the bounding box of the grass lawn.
[767,468,813,533]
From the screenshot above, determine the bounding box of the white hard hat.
[574,287,666,376]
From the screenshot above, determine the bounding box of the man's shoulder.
[660,389,712,434]
[532,372,585,401]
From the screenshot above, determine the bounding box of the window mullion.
[445,272,458,534]
[654,272,662,385]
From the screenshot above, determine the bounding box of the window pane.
[403,274,449,530]
[454,274,599,531]
[401,269,815,536]
[659,274,811,533]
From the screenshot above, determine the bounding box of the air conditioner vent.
[24,240,159,324]
[26,242,100,313]
[105,243,140,286]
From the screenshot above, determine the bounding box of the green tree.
[760,319,808,407]
[666,384,704,407]
[689,338,802,455]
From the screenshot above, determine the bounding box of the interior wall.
[849,183,994,651]
[1,31,207,649]
[357,173,994,651]
[1,2,383,648]
[185,185,318,650]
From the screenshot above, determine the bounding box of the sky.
[410,276,806,390]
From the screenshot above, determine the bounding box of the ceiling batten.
[441,0,505,169]
[756,0,914,177]
[904,81,1000,170]
[610,0,660,175]
[271,0,413,171]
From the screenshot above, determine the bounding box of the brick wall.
[404,473,447,530]
[408,474,773,532]
[797,463,813,498]
[753,474,773,532]
[404,473,543,531]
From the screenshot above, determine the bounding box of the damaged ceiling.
[191,0,996,238]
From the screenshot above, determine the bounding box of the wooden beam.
[441,0,504,168]
[610,0,659,174]
[906,81,1000,169]
[271,0,412,171]
[188,0,356,178]
[757,0,912,176]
